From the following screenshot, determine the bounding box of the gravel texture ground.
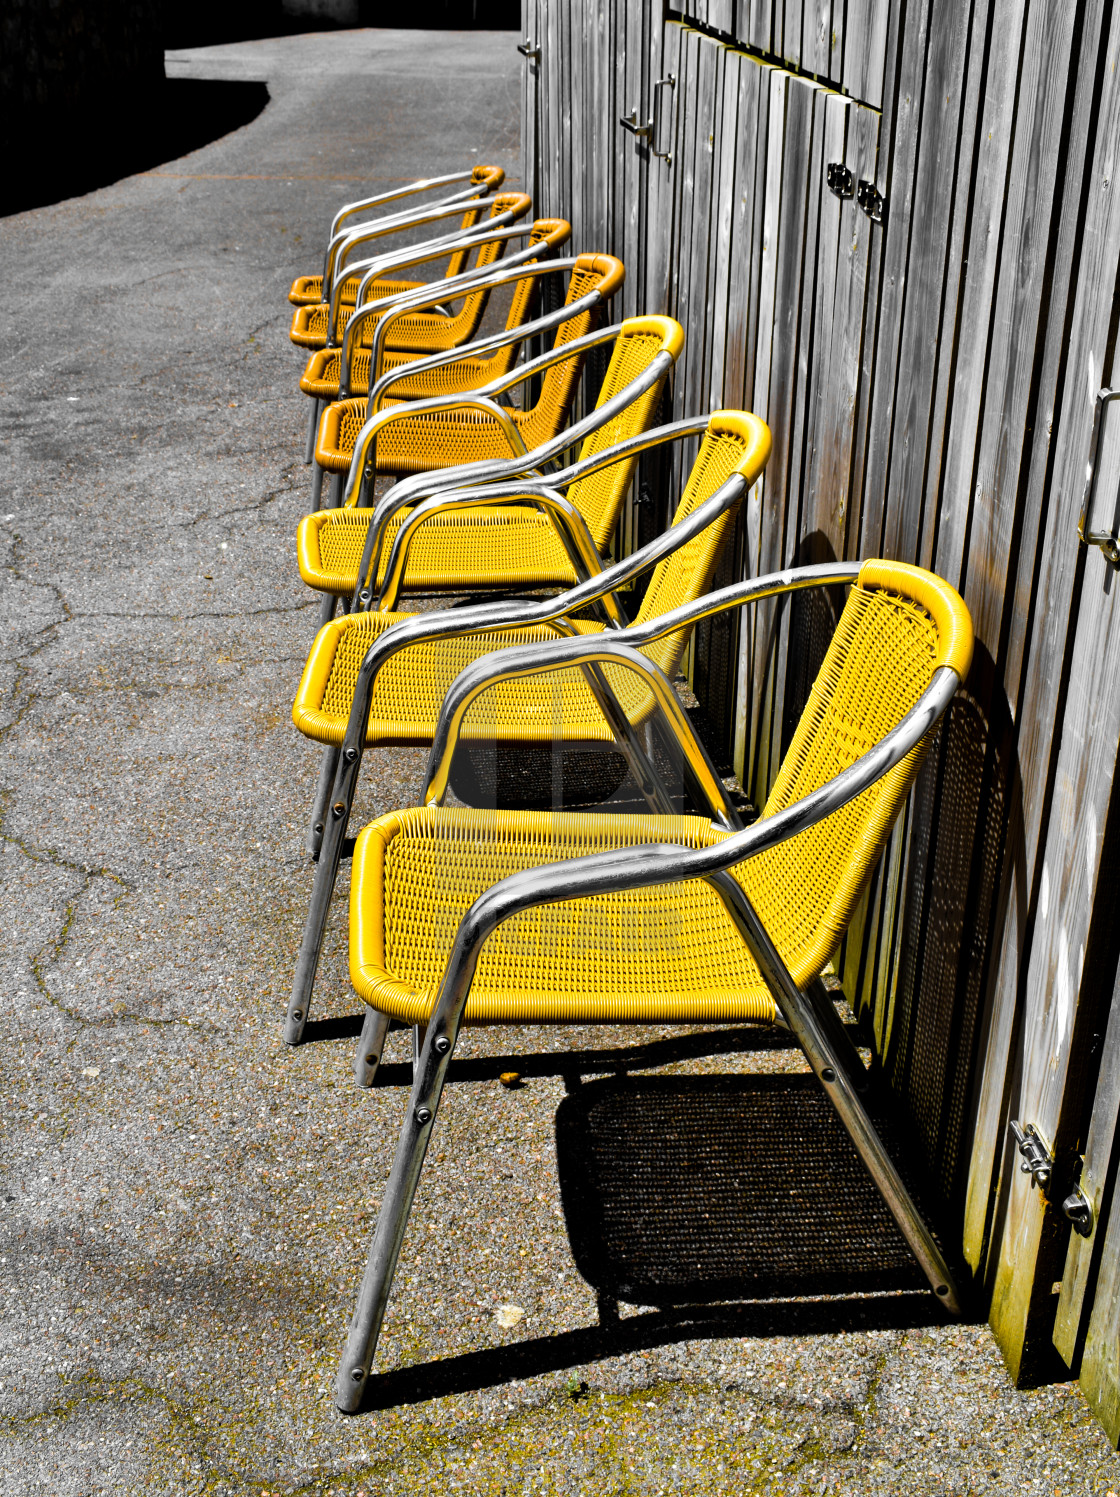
[1,26,1119,1497]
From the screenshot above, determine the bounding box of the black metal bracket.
[827,162,854,199]
[857,179,885,223]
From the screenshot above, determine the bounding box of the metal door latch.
[620,76,675,164]
[1009,1121,1094,1237]
[857,179,885,222]
[1010,1120,1052,1188]
[827,162,854,199]
[620,108,653,141]
[517,38,541,61]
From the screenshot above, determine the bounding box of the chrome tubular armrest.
[349,241,560,398]
[421,564,862,805]
[364,267,585,410]
[354,346,682,561]
[374,482,619,615]
[341,391,536,506]
[327,171,477,244]
[359,416,718,616]
[360,256,581,405]
[325,196,499,298]
[328,212,525,346]
[421,635,737,822]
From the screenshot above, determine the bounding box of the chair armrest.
[327,171,476,244]
[354,401,703,601]
[325,195,498,296]
[365,275,593,409]
[345,240,562,396]
[327,210,527,345]
[374,482,619,615]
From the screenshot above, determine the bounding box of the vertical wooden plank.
[520,0,540,211]
[708,46,744,412]
[962,0,1114,1276]
[810,99,878,556]
[645,21,685,317]
[1081,1084,1120,1441]
[976,0,1120,1381]
[748,0,775,56]
[748,72,815,800]
[783,0,802,72]
[1054,924,1120,1368]
[709,0,736,36]
[802,0,831,81]
[842,0,890,108]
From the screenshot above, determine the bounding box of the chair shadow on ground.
[344,1045,973,1413]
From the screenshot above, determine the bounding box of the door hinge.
[857,179,885,223]
[827,162,854,199]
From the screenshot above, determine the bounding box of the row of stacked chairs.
[277,165,975,1412]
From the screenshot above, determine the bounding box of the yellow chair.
[284,410,769,1042]
[300,280,656,594]
[327,557,974,1410]
[288,163,506,307]
[297,217,572,406]
[288,191,531,352]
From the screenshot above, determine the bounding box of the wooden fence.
[520,0,1120,1441]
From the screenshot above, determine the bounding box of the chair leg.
[328,472,345,508]
[354,1007,391,1087]
[317,592,338,629]
[309,459,325,511]
[708,869,962,1314]
[285,767,351,1044]
[335,1013,460,1412]
[307,745,341,858]
[304,398,321,464]
[411,1024,426,1083]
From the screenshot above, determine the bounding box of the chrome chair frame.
[287,414,733,1038]
[322,205,529,349]
[325,168,481,252]
[321,185,500,306]
[301,222,549,476]
[329,562,965,1411]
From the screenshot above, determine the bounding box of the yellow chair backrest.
[739,559,974,980]
[634,409,771,674]
[516,253,628,454]
[545,311,683,549]
[444,164,507,278]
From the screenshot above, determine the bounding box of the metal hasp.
[1009,1120,1094,1238]
[857,179,885,222]
[1010,1119,1053,1188]
[1079,387,1120,566]
[620,76,675,164]
[827,162,854,199]
[517,38,540,61]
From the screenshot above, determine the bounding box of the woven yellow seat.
[297,217,571,402]
[288,191,529,351]
[287,163,505,306]
[327,558,975,1409]
[293,411,768,748]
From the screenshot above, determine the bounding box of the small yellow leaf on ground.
[494,1304,524,1329]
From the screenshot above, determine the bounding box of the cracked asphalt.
[1,25,1119,1497]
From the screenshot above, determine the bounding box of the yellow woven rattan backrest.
[501,219,571,335]
[444,164,506,277]
[736,560,974,979]
[633,410,771,675]
[558,314,685,549]
[517,254,627,452]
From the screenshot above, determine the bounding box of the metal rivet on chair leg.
[332,801,347,818]
[820,1067,836,1082]
[434,1036,450,1054]
[291,1008,303,1022]
[415,1106,432,1125]
[350,1367,363,1382]
[313,822,324,837]
[343,748,358,763]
